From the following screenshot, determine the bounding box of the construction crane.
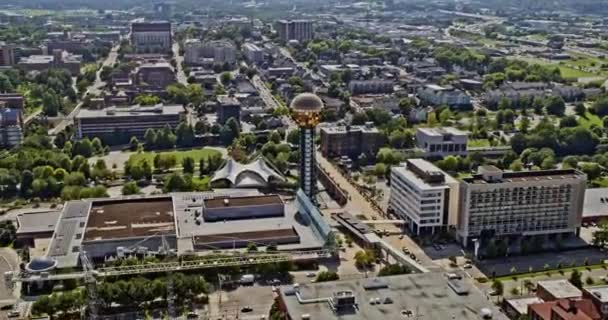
[80,251,99,320]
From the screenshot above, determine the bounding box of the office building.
[291,93,323,198]
[319,123,384,158]
[134,61,176,88]
[458,166,587,246]
[528,299,600,320]
[389,159,459,235]
[184,39,236,65]
[415,127,468,158]
[0,42,15,66]
[583,285,608,319]
[75,104,184,140]
[277,272,508,320]
[130,21,172,53]
[0,107,22,147]
[348,80,394,95]
[417,84,471,108]
[276,20,314,42]
[32,190,330,269]
[243,42,264,63]
[0,94,24,109]
[216,95,241,125]
[17,50,82,76]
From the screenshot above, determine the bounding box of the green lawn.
[128,148,221,166]
[578,112,602,129]
[559,66,595,79]
[468,139,491,148]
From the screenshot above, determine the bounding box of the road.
[49,45,119,136]
[22,109,42,126]
[173,42,188,85]
[251,75,281,110]
[315,151,437,269]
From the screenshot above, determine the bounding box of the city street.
[173,42,188,85]
[49,45,119,136]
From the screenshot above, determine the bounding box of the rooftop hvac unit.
[136,246,148,255]
[332,291,356,308]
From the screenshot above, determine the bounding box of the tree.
[287,130,299,145]
[247,242,258,252]
[220,72,232,85]
[354,250,376,268]
[134,94,161,105]
[378,264,411,276]
[593,96,608,117]
[129,136,140,151]
[491,279,504,296]
[575,102,586,116]
[163,173,188,192]
[176,122,195,147]
[545,96,566,116]
[182,157,195,174]
[144,129,157,149]
[315,271,339,282]
[122,181,140,195]
[569,269,583,289]
[20,170,34,196]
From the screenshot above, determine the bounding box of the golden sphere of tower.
[290,93,323,128]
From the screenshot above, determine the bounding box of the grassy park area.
[128,148,221,166]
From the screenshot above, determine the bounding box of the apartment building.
[243,42,264,64]
[75,104,184,140]
[275,20,313,42]
[184,39,236,65]
[0,107,22,147]
[134,61,176,88]
[458,166,587,246]
[0,42,15,66]
[348,80,394,95]
[319,123,385,158]
[130,21,172,53]
[216,95,241,125]
[18,50,82,76]
[389,159,459,235]
[417,84,471,108]
[415,127,468,158]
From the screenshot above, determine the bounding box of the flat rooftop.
[583,188,608,218]
[175,191,324,252]
[76,104,184,119]
[505,297,544,316]
[417,126,467,137]
[320,125,379,134]
[463,169,585,185]
[585,285,608,303]
[84,197,175,241]
[280,272,508,320]
[392,159,456,191]
[204,195,282,209]
[537,279,582,299]
[17,211,60,234]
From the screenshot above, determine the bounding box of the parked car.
[241,306,253,313]
[305,272,316,278]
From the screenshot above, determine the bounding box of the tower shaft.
[299,127,316,198]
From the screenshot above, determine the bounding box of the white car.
[305,272,316,278]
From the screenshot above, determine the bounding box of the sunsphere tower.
[290,93,324,199]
